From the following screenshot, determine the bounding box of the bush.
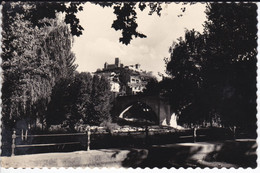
[100,121,120,132]
[48,125,69,133]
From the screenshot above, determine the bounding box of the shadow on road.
[121,145,203,168]
[121,140,257,168]
[204,140,257,168]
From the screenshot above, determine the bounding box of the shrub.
[100,120,120,132]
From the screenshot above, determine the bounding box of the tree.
[46,73,112,129]
[89,75,112,125]
[204,3,257,61]
[142,77,159,96]
[165,3,257,129]
[2,3,77,129]
[46,77,74,126]
[165,30,206,118]
[46,72,93,130]
[203,3,257,129]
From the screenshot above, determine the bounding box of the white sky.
[72,2,207,79]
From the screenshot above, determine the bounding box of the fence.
[11,128,91,156]
[11,127,237,156]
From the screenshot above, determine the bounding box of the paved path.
[1,149,145,168]
[1,140,256,168]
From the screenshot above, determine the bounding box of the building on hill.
[109,72,120,93]
[96,57,156,97]
[104,57,123,70]
[125,63,141,73]
[127,75,147,95]
[103,57,142,73]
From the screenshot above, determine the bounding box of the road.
[1,139,256,168]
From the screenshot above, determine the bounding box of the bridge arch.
[118,101,159,124]
[112,95,174,126]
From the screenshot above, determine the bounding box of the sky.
[72,2,207,80]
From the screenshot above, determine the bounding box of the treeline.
[47,73,112,130]
[1,2,112,133]
[146,3,257,130]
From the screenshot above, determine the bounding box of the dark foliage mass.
[112,3,147,45]
[2,2,84,37]
[46,73,112,130]
[161,3,257,129]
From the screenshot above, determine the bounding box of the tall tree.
[2,2,77,129]
[165,3,257,128]
[46,73,113,129]
[203,3,257,128]
[165,30,206,119]
[89,75,112,125]
[46,72,93,130]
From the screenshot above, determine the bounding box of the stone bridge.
[112,95,176,126]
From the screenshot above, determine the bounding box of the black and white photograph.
[0,1,258,169]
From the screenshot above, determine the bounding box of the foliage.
[97,2,165,45]
[46,77,75,127]
[204,3,257,60]
[2,2,77,129]
[164,3,257,128]
[2,1,171,45]
[46,73,112,129]
[2,2,84,37]
[203,3,257,128]
[2,1,165,45]
[100,120,120,132]
[142,77,159,96]
[89,75,113,125]
[111,2,147,45]
[165,30,206,114]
